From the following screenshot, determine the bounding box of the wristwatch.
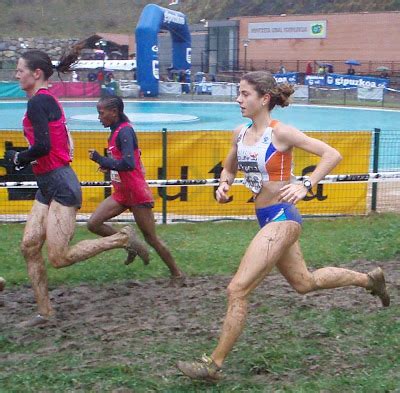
[13,152,20,165]
[302,178,313,192]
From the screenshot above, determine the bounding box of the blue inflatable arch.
[135,4,191,97]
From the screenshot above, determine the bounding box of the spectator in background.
[88,72,97,82]
[306,62,313,75]
[317,65,325,75]
[279,65,286,74]
[71,71,80,82]
[105,72,114,83]
[347,67,355,75]
[179,71,190,94]
[97,68,105,83]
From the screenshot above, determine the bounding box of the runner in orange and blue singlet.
[177,71,390,382]
[236,119,302,227]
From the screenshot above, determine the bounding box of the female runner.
[177,71,389,381]
[88,96,185,285]
[5,49,148,327]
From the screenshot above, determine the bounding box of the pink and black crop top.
[236,120,293,193]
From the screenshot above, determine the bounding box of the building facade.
[232,11,400,74]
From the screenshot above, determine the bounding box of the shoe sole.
[122,226,150,265]
[176,361,222,382]
[17,315,50,328]
[368,267,390,307]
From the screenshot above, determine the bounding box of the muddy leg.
[211,222,301,367]
[20,201,53,317]
[276,242,369,294]
[45,201,133,268]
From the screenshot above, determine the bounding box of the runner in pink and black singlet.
[4,49,149,328]
[88,95,185,285]
[22,88,73,175]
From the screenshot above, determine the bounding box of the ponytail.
[55,38,89,74]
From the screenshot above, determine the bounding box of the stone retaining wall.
[0,37,79,65]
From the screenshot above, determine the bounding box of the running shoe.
[367,267,390,307]
[177,354,223,382]
[120,226,150,265]
[168,274,187,288]
[17,314,51,328]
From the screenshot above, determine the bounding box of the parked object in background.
[306,62,313,75]
[376,66,390,78]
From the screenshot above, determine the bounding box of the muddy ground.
[1,260,399,390]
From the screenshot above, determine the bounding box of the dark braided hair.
[97,96,130,123]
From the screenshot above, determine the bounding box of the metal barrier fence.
[0,128,399,223]
[2,79,400,109]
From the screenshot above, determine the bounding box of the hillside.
[1,0,399,38]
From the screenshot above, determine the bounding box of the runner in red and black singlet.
[88,96,185,285]
[4,49,149,328]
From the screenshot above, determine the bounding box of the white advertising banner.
[248,20,327,39]
[357,87,384,101]
[159,81,181,94]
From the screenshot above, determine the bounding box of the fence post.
[161,127,168,224]
[371,128,381,211]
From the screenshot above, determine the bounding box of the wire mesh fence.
[0,128,399,223]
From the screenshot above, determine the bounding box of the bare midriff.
[253,180,290,208]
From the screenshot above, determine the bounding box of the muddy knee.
[227,281,247,300]
[47,249,67,269]
[20,237,44,259]
[289,276,317,295]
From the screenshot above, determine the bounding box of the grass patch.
[2,213,399,287]
[1,213,399,392]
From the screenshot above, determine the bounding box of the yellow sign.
[0,130,371,217]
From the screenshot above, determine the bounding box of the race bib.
[244,172,263,194]
[110,170,121,183]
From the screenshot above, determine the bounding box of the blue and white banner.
[273,72,299,84]
[325,74,389,88]
[304,75,326,86]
